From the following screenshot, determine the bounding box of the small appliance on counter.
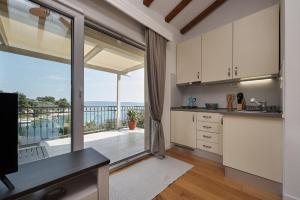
[187,96,197,108]
[236,92,246,111]
[226,94,235,111]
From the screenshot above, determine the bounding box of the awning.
[0,0,145,75]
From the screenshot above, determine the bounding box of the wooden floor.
[153,148,282,200]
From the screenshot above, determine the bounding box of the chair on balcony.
[18,146,49,165]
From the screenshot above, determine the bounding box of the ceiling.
[142,0,226,34]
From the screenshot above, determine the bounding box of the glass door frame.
[27,1,151,164]
[84,19,151,165]
[31,0,85,152]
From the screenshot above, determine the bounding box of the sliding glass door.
[0,0,148,166]
[0,0,83,165]
[83,24,149,164]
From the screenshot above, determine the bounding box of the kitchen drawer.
[197,112,223,123]
[197,121,222,133]
[197,140,222,155]
[197,131,221,143]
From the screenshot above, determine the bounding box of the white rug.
[109,156,193,200]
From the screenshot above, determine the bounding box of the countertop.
[171,107,283,118]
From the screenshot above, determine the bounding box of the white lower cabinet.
[171,111,223,154]
[196,112,223,155]
[197,131,221,144]
[197,140,222,155]
[223,115,283,183]
[171,111,196,148]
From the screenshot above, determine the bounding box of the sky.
[0,51,144,103]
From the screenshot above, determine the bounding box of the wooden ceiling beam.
[180,0,227,34]
[143,0,154,7]
[165,0,192,23]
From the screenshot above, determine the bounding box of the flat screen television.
[0,93,18,190]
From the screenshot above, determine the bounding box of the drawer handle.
[202,116,212,119]
[203,135,212,139]
[202,125,212,129]
[203,145,212,149]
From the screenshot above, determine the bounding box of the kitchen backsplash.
[175,79,282,109]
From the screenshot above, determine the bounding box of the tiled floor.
[19,128,146,165]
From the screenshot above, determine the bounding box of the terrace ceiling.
[0,0,144,75]
[142,0,227,34]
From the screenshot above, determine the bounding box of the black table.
[0,148,110,200]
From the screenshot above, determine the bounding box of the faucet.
[250,98,267,112]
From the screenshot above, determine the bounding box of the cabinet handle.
[203,145,212,149]
[202,125,212,129]
[197,72,200,79]
[192,115,195,122]
[203,116,211,119]
[234,67,238,76]
[228,68,231,77]
[203,135,212,139]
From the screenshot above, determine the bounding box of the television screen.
[0,93,18,176]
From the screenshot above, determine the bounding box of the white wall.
[282,0,300,199]
[162,41,177,149]
[59,0,145,44]
[105,0,182,41]
[179,80,281,109]
[183,0,279,41]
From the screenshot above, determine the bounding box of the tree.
[36,96,56,104]
[18,93,29,108]
[55,98,70,107]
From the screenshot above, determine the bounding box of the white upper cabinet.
[202,23,233,82]
[233,5,279,79]
[176,4,279,84]
[176,35,202,84]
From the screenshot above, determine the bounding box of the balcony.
[18,105,146,165]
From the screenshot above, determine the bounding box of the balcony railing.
[18,105,144,147]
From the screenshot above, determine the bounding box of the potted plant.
[127,109,138,130]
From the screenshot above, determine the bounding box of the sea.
[84,101,144,106]
[18,101,144,145]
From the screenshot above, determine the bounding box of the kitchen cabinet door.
[223,115,283,182]
[202,23,233,82]
[171,111,196,148]
[176,35,202,84]
[233,5,279,79]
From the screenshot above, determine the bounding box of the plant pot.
[128,121,137,130]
